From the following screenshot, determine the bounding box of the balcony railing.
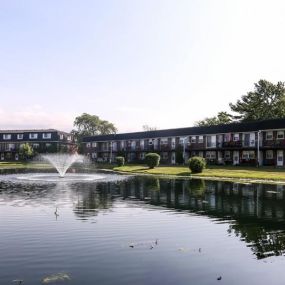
[263,139,285,147]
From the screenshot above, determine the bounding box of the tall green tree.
[195,111,233,127]
[72,113,117,137]
[72,113,117,151]
[229,79,285,121]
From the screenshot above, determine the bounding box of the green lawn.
[0,161,51,169]
[113,164,285,181]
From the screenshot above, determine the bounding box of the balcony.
[263,139,285,148]
[222,141,243,148]
[188,143,205,150]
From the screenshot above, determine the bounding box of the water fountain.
[42,153,84,178]
[12,153,108,183]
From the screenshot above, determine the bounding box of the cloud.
[0,105,74,132]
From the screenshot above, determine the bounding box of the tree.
[73,113,117,137]
[142,125,157,131]
[195,111,234,127]
[229,80,285,121]
[72,113,117,150]
[19,143,33,160]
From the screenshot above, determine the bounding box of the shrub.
[115,156,125,167]
[145,153,160,169]
[188,156,206,173]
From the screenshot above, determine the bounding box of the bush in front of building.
[115,156,125,167]
[145,153,160,169]
[19,143,34,161]
[188,156,206,173]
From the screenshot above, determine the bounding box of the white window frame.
[206,151,216,159]
[42,133,52,139]
[191,136,196,143]
[160,138,168,145]
[198,136,203,143]
[266,131,273,140]
[225,151,231,159]
[92,142,97,148]
[86,143,91,148]
[233,133,240,141]
[17,134,23,140]
[266,150,273,159]
[29,133,38,139]
[224,133,231,142]
[277,131,284,140]
[3,134,11,140]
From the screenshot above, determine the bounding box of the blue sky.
[1,0,285,132]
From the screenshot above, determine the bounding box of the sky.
[1,0,285,133]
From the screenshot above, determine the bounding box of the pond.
[1,172,285,284]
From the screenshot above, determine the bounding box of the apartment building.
[0,129,75,160]
[82,118,285,167]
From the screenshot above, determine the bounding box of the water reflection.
[1,175,285,260]
[70,177,285,259]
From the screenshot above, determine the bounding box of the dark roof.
[82,118,285,142]
[0,129,70,134]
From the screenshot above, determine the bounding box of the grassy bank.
[112,165,285,181]
[0,162,52,169]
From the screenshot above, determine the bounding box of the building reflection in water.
[72,177,285,259]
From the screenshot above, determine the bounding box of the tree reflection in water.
[70,177,285,259]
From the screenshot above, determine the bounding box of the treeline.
[195,79,285,126]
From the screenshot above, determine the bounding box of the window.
[160,138,168,145]
[161,152,168,160]
[29,133,38,139]
[60,134,64,140]
[171,138,176,149]
[17,134,23,140]
[8,144,15,150]
[198,136,203,143]
[206,151,216,159]
[32,143,39,149]
[266,150,274,159]
[67,135,72,141]
[3,134,11,140]
[191,136,196,143]
[233,133,240,141]
[148,140,153,145]
[277,131,284,139]
[42,133,51,139]
[92,142,97,148]
[225,151,231,159]
[242,151,255,160]
[224,133,231,142]
[86,143,91,148]
[206,136,216,148]
[266,131,273,140]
